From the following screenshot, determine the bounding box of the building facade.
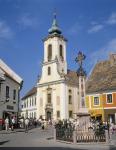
[0,59,23,123]
[36,15,86,120]
[86,54,116,123]
[21,87,37,119]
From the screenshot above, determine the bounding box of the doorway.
[46,111,51,121]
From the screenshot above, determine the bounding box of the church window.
[69,95,72,104]
[81,84,83,89]
[47,93,51,103]
[48,67,51,75]
[48,44,52,61]
[81,97,85,108]
[69,89,72,93]
[81,91,84,97]
[69,111,73,118]
[59,45,64,60]
[57,111,60,118]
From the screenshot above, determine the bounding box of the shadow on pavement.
[0,140,9,145]
[109,145,116,150]
[0,147,87,150]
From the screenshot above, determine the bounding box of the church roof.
[65,69,79,86]
[86,54,116,94]
[22,86,37,100]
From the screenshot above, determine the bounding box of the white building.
[36,14,86,120]
[0,59,23,123]
[21,86,37,119]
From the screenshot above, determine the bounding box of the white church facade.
[36,14,86,121]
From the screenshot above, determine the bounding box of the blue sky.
[0,0,116,96]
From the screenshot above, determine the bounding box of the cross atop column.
[75,51,86,76]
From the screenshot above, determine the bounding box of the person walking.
[11,117,15,131]
[24,118,29,133]
[5,117,9,131]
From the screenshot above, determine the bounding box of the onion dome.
[48,12,62,35]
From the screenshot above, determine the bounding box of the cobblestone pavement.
[0,127,116,150]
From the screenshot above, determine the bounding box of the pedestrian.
[41,120,45,130]
[24,118,29,133]
[11,117,15,131]
[5,117,9,131]
[34,118,37,128]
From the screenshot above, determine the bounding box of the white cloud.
[68,22,82,35]
[88,24,104,34]
[0,21,13,39]
[106,12,116,25]
[18,13,39,29]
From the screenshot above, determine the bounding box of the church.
[36,14,86,121]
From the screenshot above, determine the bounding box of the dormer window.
[48,44,52,61]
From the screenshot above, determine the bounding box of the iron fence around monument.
[56,128,73,142]
[55,128,108,144]
[76,131,106,143]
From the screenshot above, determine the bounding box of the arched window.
[48,67,51,75]
[48,44,52,61]
[59,45,64,60]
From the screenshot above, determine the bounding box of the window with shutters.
[107,94,112,103]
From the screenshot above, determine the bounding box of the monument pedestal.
[76,107,90,131]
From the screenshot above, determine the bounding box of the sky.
[0,0,116,97]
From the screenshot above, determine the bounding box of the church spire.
[48,12,62,35]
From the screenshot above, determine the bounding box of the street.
[0,126,116,150]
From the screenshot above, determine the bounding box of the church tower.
[39,13,67,84]
[37,14,69,120]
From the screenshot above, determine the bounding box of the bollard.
[73,130,77,144]
[54,128,56,141]
[105,130,110,144]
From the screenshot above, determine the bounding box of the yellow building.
[86,54,116,123]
